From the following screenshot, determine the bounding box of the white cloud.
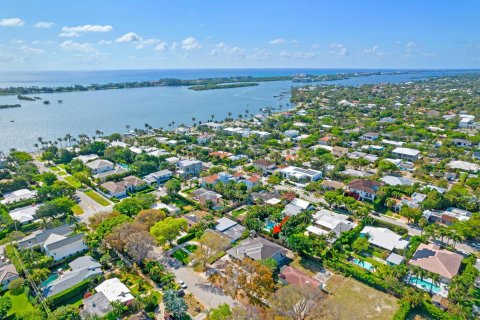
[116,32,142,43]
[154,42,168,52]
[211,42,245,57]
[0,18,25,27]
[19,45,45,54]
[60,40,97,53]
[181,37,201,50]
[97,40,113,45]
[59,31,80,38]
[330,43,349,56]
[363,45,383,56]
[171,42,178,50]
[405,41,417,54]
[61,24,113,33]
[280,50,316,59]
[248,48,272,60]
[269,38,297,45]
[34,21,54,29]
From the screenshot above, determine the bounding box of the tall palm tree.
[430,273,441,293]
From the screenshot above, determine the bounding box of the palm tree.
[430,273,441,294]
[210,114,215,122]
[125,124,130,132]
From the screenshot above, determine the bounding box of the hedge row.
[370,217,408,236]
[392,301,411,320]
[47,276,100,307]
[5,198,36,211]
[176,233,195,245]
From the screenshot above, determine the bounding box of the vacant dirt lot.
[324,275,399,320]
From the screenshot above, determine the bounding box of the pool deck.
[405,275,449,297]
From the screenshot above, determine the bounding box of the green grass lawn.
[184,244,197,253]
[64,176,82,188]
[57,171,67,176]
[172,249,190,265]
[84,190,110,206]
[3,291,35,317]
[72,204,84,215]
[58,164,67,170]
[231,208,247,218]
[50,166,60,171]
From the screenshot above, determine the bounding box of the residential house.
[227,237,289,265]
[408,243,463,283]
[177,159,203,178]
[452,138,472,148]
[360,226,408,251]
[321,180,345,191]
[360,132,379,141]
[100,181,127,198]
[95,278,134,304]
[391,147,421,161]
[393,192,426,210]
[331,146,349,158]
[209,151,233,159]
[215,217,246,242]
[278,166,322,182]
[284,130,299,138]
[9,204,39,224]
[380,175,413,186]
[447,160,479,172]
[192,188,222,207]
[76,154,99,164]
[143,169,173,185]
[1,189,37,205]
[200,172,232,187]
[279,266,323,289]
[94,166,128,182]
[307,209,356,242]
[386,253,404,266]
[43,233,88,261]
[346,179,382,201]
[184,210,209,228]
[252,159,276,173]
[0,264,19,289]
[17,225,73,249]
[81,292,113,319]
[86,159,114,175]
[43,256,103,297]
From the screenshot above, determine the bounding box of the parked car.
[177,279,187,289]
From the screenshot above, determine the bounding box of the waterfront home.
[279,265,322,289]
[226,237,289,265]
[17,225,73,249]
[110,141,129,148]
[176,159,202,178]
[201,122,224,130]
[360,226,408,251]
[143,169,173,185]
[43,233,88,261]
[408,243,463,283]
[0,264,19,289]
[252,159,276,173]
[215,217,246,242]
[0,188,37,205]
[391,147,421,161]
[43,256,103,297]
[307,209,356,242]
[346,179,382,201]
[278,166,322,182]
[86,159,114,175]
[9,204,39,224]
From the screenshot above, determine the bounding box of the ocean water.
[0,69,474,152]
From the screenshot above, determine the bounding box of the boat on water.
[43,100,50,105]
[58,100,63,103]
[9,120,14,122]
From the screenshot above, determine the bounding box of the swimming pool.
[41,274,58,287]
[407,276,441,293]
[352,258,376,272]
[264,221,275,232]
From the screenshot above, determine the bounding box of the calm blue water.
[352,258,376,271]
[0,69,475,152]
[407,276,441,293]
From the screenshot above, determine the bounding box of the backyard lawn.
[172,249,190,265]
[3,291,35,317]
[84,190,110,206]
[50,166,60,171]
[184,244,197,253]
[64,176,82,188]
[324,275,399,320]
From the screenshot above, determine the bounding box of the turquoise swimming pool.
[264,221,275,232]
[41,274,58,287]
[407,276,441,293]
[352,258,375,272]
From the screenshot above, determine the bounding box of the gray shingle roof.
[44,233,85,251]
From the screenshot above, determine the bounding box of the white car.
[177,279,187,289]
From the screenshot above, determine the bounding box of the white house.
[1,189,37,205]
[86,159,114,175]
[43,233,88,261]
[391,147,421,161]
[9,205,39,224]
[307,209,356,242]
[143,169,173,185]
[360,226,408,251]
[284,130,300,138]
[278,166,322,182]
[447,160,479,172]
[95,278,134,304]
[177,159,202,178]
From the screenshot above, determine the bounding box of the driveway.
[159,254,239,310]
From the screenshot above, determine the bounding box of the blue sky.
[0,0,479,70]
